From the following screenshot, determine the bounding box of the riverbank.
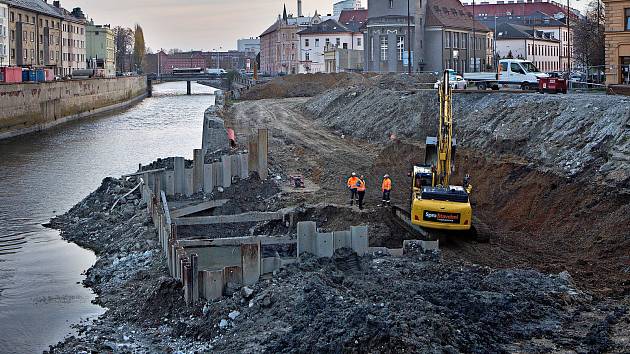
[0,76,147,140]
[46,74,629,352]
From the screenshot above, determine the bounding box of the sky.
[60,0,351,52]
[59,0,587,52]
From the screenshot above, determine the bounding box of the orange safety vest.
[382,178,391,191]
[357,179,366,192]
[347,176,359,189]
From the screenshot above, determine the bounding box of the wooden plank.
[177,235,296,248]
[122,167,166,178]
[174,211,284,226]
[170,199,230,218]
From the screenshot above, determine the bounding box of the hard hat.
[384,174,389,178]
[351,172,356,176]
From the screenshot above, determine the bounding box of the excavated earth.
[47,74,630,353]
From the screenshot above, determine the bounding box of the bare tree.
[168,48,183,55]
[573,1,605,73]
[113,26,134,73]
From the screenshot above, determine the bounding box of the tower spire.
[283,4,288,22]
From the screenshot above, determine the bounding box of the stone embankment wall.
[0,76,147,139]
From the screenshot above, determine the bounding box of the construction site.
[47,73,629,353]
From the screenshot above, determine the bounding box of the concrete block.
[165,171,175,196]
[203,164,214,193]
[297,221,317,256]
[257,129,268,180]
[184,168,194,196]
[193,149,204,193]
[262,256,281,274]
[212,162,222,188]
[351,225,369,256]
[402,239,439,252]
[231,154,240,177]
[174,157,185,195]
[240,243,261,286]
[316,232,334,258]
[183,264,192,305]
[221,155,232,188]
[223,265,243,291]
[190,253,199,303]
[200,270,224,300]
[248,136,258,172]
[240,153,249,179]
[333,231,351,250]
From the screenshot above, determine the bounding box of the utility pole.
[407,0,411,74]
[567,0,571,74]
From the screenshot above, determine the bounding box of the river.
[0,81,215,353]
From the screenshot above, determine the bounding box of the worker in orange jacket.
[347,172,359,206]
[356,175,367,210]
[381,174,392,207]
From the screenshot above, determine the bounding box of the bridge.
[146,73,255,96]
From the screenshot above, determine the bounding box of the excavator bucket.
[424,137,457,168]
[424,137,438,165]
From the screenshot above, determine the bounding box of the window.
[336,38,340,46]
[389,0,394,9]
[454,32,459,48]
[30,32,34,42]
[445,32,450,48]
[397,35,404,60]
[10,11,14,22]
[305,52,310,61]
[304,38,309,47]
[315,38,319,47]
[39,19,43,27]
[11,48,15,59]
[325,38,330,46]
[24,49,27,59]
[18,14,21,22]
[357,37,362,46]
[370,36,374,61]
[343,42,348,49]
[380,36,388,61]
[625,9,630,30]
[39,34,43,44]
[50,50,54,60]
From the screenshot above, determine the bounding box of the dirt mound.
[200,253,628,353]
[242,72,369,100]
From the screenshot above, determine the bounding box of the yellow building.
[604,0,630,84]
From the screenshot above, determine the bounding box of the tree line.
[113,24,146,74]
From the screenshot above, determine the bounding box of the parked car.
[434,72,468,89]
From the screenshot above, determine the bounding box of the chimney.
[53,1,60,8]
[297,0,303,17]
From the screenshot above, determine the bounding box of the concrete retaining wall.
[0,76,147,139]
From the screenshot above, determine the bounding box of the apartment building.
[6,0,63,72]
[51,2,86,76]
[86,20,115,77]
[0,2,8,66]
[603,0,630,84]
[495,22,560,72]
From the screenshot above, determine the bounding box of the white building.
[495,22,560,72]
[333,0,361,16]
[298,18,363,73]
[237,37,260,54]
[0,2,8,67]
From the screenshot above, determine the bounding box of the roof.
[50,5,85,24]
[495,22,559,41]
[479,10,566,30]
[426,0,490,32]
[297,19,351,35]
[463,1,580,21]
[260,20,281,37]
[5,0,62,18]
[339,9,367,32]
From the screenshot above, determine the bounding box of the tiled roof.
[464,2,579,21]
[297,19,351,35]
[426,0,490,32]
[339,9,368,24]
[5,0,62,18]
[495,22,559,41]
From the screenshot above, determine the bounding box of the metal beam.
[170,199,230,218]
[174,211,284,226]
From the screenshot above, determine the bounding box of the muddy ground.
[47,73,629,353]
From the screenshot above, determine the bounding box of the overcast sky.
[59,0,587,52]
[60,0,347,52]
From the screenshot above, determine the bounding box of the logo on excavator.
[423,210,460,223]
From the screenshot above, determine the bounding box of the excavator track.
[391,205,491,243]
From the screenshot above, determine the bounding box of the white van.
[464,59,549,90]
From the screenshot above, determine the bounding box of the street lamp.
[472,0,476,72]
[407,0,411,74]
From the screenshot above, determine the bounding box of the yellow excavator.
[392,70,485,241]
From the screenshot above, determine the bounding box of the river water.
[0,82,215,353]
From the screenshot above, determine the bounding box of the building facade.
[144,50,257,74]
[237,37,260,54]
[467,1,578,72]
[298,18,363,73]
[6,0,63,72]
[495,22,560,72]
[603,0,630,84]
[51,3,86,76]
[0,2,8,67]
[364,0,491,73]
[86,21,115,77]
